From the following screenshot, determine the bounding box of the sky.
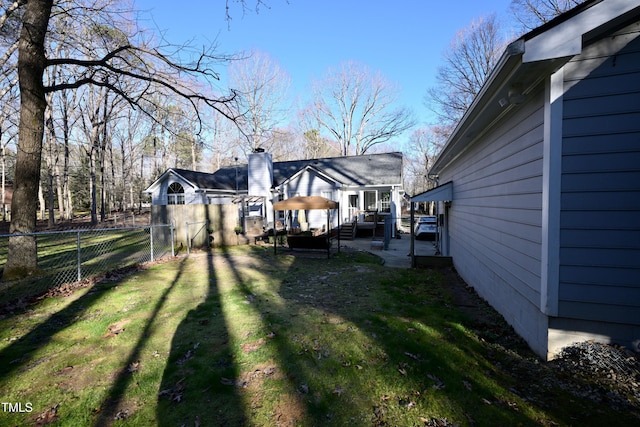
[133,0,516,145]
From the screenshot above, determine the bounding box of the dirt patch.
[273,394,306,426]
[240,362,281,388]
[102,319,131,338]
[241,338,267,354]
[440,266,640,413]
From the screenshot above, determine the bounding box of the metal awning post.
[410,202,415,268]
[337,203,340,254]
[326,209,330,259]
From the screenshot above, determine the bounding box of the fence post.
[185,221,191,255]
[171,223,175,257]
[150,225,155,262]
[76,231,82,281]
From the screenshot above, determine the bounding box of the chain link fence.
[0,224,174,296]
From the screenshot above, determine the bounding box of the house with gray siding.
[413,0,640,359]
[146,151,404,234]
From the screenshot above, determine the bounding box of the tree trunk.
[4,0,53,279]
[45,102,56,227]
[1,143,6,222]
[90,143,97,225]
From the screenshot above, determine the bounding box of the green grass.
[0,227,172,304]
[0,246,637,426]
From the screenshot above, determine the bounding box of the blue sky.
[134,0,515,138]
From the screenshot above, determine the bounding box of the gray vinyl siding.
[558,24,640,329]
[285,170,337,229]
[439,86,548,352]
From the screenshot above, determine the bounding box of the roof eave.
[429,0,640,176]
[430,41,526,174]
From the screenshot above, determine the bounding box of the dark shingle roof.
[273,152,403,187]
[172,168,246,192]
[197,152,402,192]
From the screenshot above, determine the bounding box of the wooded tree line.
[0,0,583,278]
[0,1,418,228]
[407,0,585,198]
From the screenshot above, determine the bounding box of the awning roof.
[411,181,453,202]
[273,195,338,210]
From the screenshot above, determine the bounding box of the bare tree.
[297,110,340,159]
[425,13,507,127]
[0,85,18,222]
[510,0,585,31]
[229,49,291,153]
[306,61,415,156]
[0,0,245,279]
[207,108,240,171]
[405,126,447,188]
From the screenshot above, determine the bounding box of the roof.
[209,151,403,192]
[411,181,453,203]
[144,167,248,194]
[273,152,403,187]
[430,0,640,174]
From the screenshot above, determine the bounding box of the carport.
[272,196,340,259]
[409,181,453,267]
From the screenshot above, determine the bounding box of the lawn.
[0,246,637,426]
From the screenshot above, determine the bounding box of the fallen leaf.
[427,374,445,390]
[220,377,236,386]
[158,378,185,403]
[35,404,59,425]
[333,385,345,396]
[127,361,140,373]
[404,351,420,360]
[262,366,276,376]
[177,349,194,365]
[463,380,472,391]
[114,409,129,420]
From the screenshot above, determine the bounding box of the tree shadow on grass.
[166,246,560,426]
[0,271,118,380]
[239,254,529,425]
[155,251,248,426]
[156,214,247,426]
[93,256,190,426]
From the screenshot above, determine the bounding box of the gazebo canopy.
[273,195,338,210]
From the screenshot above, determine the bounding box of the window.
[364,191,377,210]
[380,191,391,212]
[168,182,185,205]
